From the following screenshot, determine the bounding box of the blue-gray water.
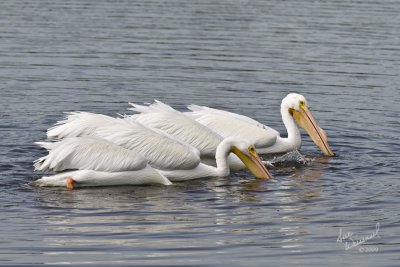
[1,0,399,266]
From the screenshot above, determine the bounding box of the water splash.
[266,150,311,168]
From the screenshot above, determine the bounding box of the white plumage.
[47,112,115,139]
[96,119,201,171]
[33,137,172,188]
[37,112,272,184]
[187,104,279,148]
[129,100,223,157]
[95,122,270,181]
[128,100,254,170]
[45,112,201,171]
[35,137,146,172]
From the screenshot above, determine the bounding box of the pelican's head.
[282,93,334,156]
[227,138,273,179]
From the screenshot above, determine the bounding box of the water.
[1,0,399,265]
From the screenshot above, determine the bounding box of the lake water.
[1,0,399,266]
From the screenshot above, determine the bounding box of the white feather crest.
[47,112,115,139]
[34,137,147,172]
[95,119,201,171]
[128,100,223,156]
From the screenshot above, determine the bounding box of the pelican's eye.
[299,100,307,110]
[248,145,256,155]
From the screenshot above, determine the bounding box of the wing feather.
[96,119,200,170]
[128,100,223,156]
[188,104,264,126]
[47,112,115,139]
[34,137,147,172]
[186,105,279,148]
[45,111,201,170]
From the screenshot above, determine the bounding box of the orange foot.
[66,177,75,190]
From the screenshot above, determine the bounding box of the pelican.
[43,114,272,183]
[33,137,172,189]
[186,93,334,156]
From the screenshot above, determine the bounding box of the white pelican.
[186,93,334,156]
[44,114,272,182]
[33,137,172,189]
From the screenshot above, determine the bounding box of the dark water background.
[1,0,399,266]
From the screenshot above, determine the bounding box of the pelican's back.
[129,100,222,157]
[47,112,115,139]
[34,137,147,172]
[187,105,279,148]
[96,119,201,171]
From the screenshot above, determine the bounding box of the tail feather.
[33,155,48,171]
[34,141,59,171]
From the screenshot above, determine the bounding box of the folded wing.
[129,100,222,156]
[96,119,201,170]
[187,105,279,148]
[34,137,147,172]
[47,112,115,139]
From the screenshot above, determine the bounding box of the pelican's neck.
[214,139,232,177]
[274,105,302,151]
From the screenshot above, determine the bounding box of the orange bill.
[231,146,273,179]
[291,106,334,156]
